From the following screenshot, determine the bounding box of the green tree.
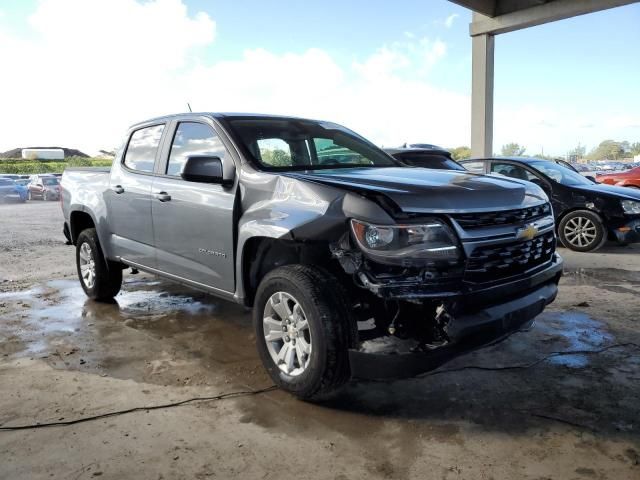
[450,146,471,161]
[587,140,624,161]
[501,143,526,156]
[630,142,640,156]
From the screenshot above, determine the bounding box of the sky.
[0,0,638,156]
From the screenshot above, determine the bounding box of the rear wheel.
[76,228,122,300]
[253,265,352,400]
[558,210,607,252]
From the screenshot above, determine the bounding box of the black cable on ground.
[0,385,278,432]
[2,343,639,432]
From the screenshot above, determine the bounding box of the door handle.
[112,185,125,194]
[155,192,171,202]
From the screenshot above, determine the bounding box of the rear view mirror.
[181,156,226,184]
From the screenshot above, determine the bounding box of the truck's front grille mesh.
[451,203,552,229]
[464,231,555,283]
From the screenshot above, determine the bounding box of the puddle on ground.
[1,275,639,438]
[538,312,613,368]
[0,276,262,388]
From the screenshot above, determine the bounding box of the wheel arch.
[239,236,334,308]
[69,210,97,245]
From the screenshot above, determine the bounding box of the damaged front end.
[331,213,563,380]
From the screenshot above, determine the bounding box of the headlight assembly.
[621,200,640,214]
[350,219,460,266]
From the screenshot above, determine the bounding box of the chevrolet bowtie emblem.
[516,223,539,241]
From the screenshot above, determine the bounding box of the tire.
[253,265,353,400]
[76,228,122,301]
[558,210,607,252]
[43,192,49,201]
[27,190,32,201]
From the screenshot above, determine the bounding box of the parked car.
[61,113,562,399]
[0,177,25,203]
[0,174,20,181]
[596,167,640,190]
[553,161,598,181]
[13,179,29,202]
[384,147,465,170]
[28,175,61,200]
[461,157,640,252]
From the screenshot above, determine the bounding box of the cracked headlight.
[350,219,460,265]
[621,200,640,214]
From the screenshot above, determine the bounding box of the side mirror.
[181,156,230,185]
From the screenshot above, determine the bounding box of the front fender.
[233,174,393,303]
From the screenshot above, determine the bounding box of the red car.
[27,175,61,201]
[596,167,640,190]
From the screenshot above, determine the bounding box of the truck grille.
[451,203,552,229]
[464,231,555,283]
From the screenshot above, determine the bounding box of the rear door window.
[123,124,165,173]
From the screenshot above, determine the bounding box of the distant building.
[21,148,65,160]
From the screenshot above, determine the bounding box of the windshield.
[529,161,593,186]
[226,118,398,171]
[42,178,59,185]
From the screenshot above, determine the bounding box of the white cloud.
[0,0,467,154]
[0,0,215,153]
[444,13,459,28]
[494,105,640,155]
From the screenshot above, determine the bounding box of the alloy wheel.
[79,242,96,289]
[563,216,598,248]
[263,291,312,376]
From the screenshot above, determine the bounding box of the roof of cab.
[128,112,321,129]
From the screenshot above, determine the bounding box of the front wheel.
[253,265,353,400]
[76,228,122,301]
[558,210,607,252]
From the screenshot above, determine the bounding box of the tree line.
[447,140,640,161]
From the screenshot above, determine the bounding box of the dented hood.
[284,167,548,213]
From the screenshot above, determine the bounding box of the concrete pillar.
[471,32,494,157]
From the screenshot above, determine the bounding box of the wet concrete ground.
[1,202,640,479]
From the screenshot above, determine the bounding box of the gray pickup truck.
[61,113,563,399]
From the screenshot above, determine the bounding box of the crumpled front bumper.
[348,254,563,380]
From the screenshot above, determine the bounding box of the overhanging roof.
[449,0,556,17]
[449,0,639,35]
